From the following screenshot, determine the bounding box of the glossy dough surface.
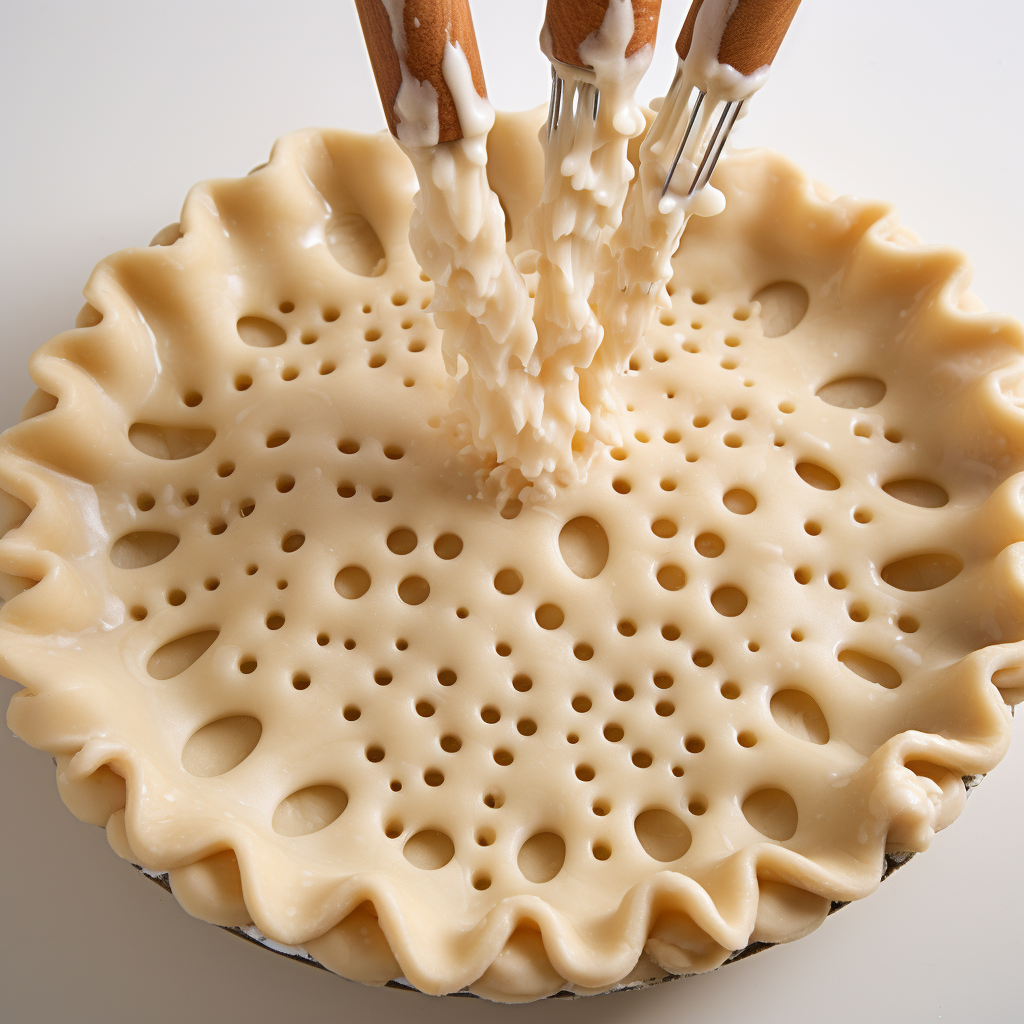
[1,110,1021,1001]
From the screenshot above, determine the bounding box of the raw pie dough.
[1,109,1022,1001]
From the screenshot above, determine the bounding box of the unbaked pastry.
[1,109,1021,1001]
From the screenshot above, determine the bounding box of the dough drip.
[387,0,729,502]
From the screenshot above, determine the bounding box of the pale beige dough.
[0,109,1021,1002]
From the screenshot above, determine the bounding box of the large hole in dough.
[710,585,747,616]
[558,516,609,579]
[770,689,830,744]
[434,533,463,559]
[494,568,523,594]
[182,715,262,777]
[387,528,417,554]
[742,788,798,841]
[723,488,756,514]
[881,552,963,591]
[110,531,179,569]
[403,829,454,870]
[837,649,902,689]
[399,576,430,605]
[535,603,564,629]
[272,785,348,836]
[327,212,386,277]
[795,462,840,490]
[657,564,686,591]
[147,629,219,679]
[816,376,886,408]
[129,423,215,459]
[517,831,566,882]
[236,315,286,347]
[634,808,692,861]
[882,479,949,508]
[335,566,371,599]
[751,281,809,337]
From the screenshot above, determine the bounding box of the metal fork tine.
[662,90,704,197]
[689,99,742,195]
[546,65,558,138]
[687,100,734,197]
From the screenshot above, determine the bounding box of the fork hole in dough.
[535,603,564,629]
[387,528,417,554]
[651,518,677,538]
[657,566,687,592]
[742,788,798,840]
[634,809,692,861]
[434,533,463,558]
[694,532,725,557]
[558,517,609,579]
[272,785,347,837]
[518,832,566,883]
[723,489,756,514]
[335,566,371,599]
[770,689,829,744]
[181,716,262,777]
[711,585,747,616]
[494,568,523,594]
[403,830,454,870]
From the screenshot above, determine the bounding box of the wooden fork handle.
[676,0,801,76]
[354,0,487,143]
[543,0,662,71]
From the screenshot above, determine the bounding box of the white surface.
[1,1,1022,1021]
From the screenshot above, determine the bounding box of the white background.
[1,1,1022,1021]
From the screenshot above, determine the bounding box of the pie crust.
[1,109,1021,1001]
